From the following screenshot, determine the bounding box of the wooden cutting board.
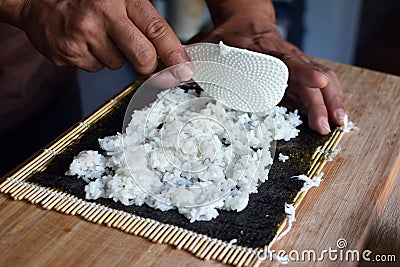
[0,59,399,267]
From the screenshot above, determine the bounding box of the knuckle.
[132,0,143,9]
[136,46,156,66]
[57,40,104,72]
[79,17,99,38]
[53,59,67,66]
[57,39,81,58]
[133,57,156,74]
[84,63,104,73]
[56,39,78,58]
[145,17,169,40]
[69,10,99,37]
[108,58,125,70]
[163,48,183,63]
[330,93,344,104]
[93,64,105,72]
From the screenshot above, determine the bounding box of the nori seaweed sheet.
[27,86,330,248]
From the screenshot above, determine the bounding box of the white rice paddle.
[184,42,289,112]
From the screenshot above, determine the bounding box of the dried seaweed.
[28,87,329,247]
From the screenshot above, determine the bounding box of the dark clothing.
[0,23,77,134]
[0,23,81,176]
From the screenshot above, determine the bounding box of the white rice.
[67,87,302,222]
[278,153,289,162]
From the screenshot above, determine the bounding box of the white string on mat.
[341,114,360,132]
[277,203,296,241]
[291,173,324,192]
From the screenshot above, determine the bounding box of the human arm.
[0,0,192,79]
[200,0,345,135]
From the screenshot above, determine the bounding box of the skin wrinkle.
[162,49,186,67]
[145,17,169,41]
[135,45,157,70]
[144,16,184,64]
[100,40,125,70]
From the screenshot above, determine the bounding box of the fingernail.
[175,63,194,82]
[335,109,346,124]
[321,117,331,134]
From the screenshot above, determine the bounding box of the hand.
[195,1,345,135]
[13,0,191,77]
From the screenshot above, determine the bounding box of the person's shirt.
[0,22,76,135]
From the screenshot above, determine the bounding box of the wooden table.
[1,60,399,267]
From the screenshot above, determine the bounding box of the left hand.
[189,10,345,135]
[9,0,191,75]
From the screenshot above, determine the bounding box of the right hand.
[194,0,345,135]
[17,0,191,75]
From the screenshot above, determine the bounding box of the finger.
[88,35,126,70]
[320,70,346,126]
[127,1,191,68]
[296,83,331,135]
[72,54,105,72]
[308,60,346,126]
[61,44,105,72]
[52,56,68,67]
[148,69,181,89]
[109,18,158,74]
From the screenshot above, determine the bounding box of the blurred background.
[78,0,400,116]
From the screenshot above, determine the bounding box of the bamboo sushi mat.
[0,80,345,267]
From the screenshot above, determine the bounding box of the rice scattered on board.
[278,153,289,162]
[67,88,302,222]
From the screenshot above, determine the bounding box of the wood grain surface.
[1,59,399,267]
